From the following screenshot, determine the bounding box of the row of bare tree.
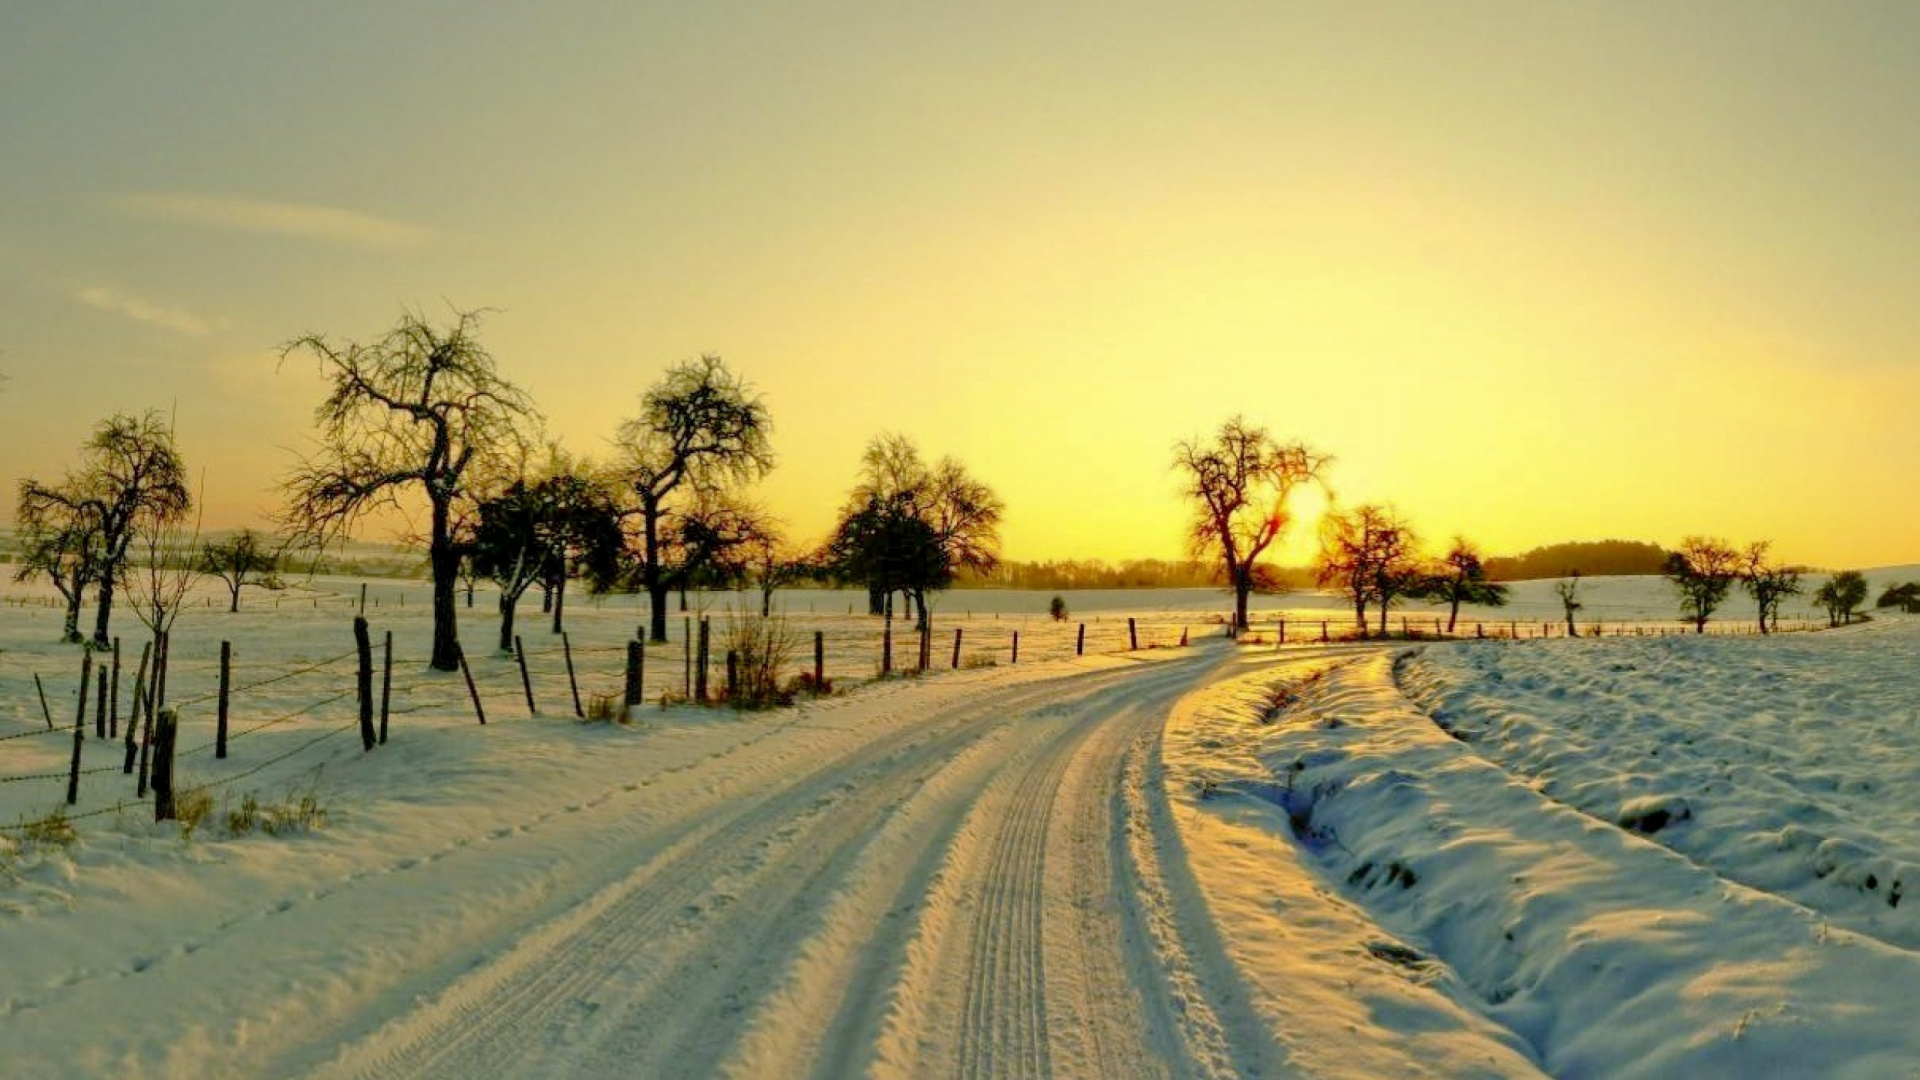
[17,311,1006,672]
[1169,416,1868,637]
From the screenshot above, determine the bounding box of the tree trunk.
[551,573,566,634]
[644,500,669,644]
[761,583,774,618]
[63,592,84,643]
[498,591,517,653]
[92,566,116,649]
[867,585,885,616]
[228,581,241,613]
[1447,596,1461,635]
[1378,600,1390,638]
[429,495,462,671]
[1353,596,1368,639]
[1565,608,1578,638]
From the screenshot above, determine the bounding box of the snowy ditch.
[1165,622,1920,1079]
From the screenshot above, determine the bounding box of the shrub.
[175,784,215,838]
[723,608,799,709]
[1049,595,1068,621]
[785,671,833,698]
[223,770,329,836]
[14,806,76,850]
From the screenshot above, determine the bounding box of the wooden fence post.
[683,616,693,698]
[124,641,149,775]
[1011,630,1020,664]
[217,641,231,759]
[1076,623,1085,656]
[696,619,711,703]
[1128,618,1138,651]
[380,631,393,744]
[355,618,376,749]
[95,665,108,740]
[726,649,738,703]
[813,631,824,688]
[952,627,963,669]
[457,644,487,725]
[108,637,122,740]
[151,709,178,822]
[514,634,537,716]
[67,651,91,805]
[562,632,583,718]
[1279,618,1286,646]
[624,639,645,718]
[1321,620,1329,643]
[882,616,893,676]
[34,673,53,730]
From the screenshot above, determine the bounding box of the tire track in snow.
[883,656,1257,1080]
[298,659,1197,1080]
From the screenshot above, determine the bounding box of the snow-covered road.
[292,651,1239,1080]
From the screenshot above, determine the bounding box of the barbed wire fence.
[0,595,1856,840]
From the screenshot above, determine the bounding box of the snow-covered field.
[4,571,1919,1079]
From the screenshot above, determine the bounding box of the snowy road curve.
[280,648,1275,1080]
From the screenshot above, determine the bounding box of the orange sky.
[4,3,1918,568]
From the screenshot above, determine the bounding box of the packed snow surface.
[4,573,1919,1079]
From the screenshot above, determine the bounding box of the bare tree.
[1422,537,1509,634]
[613,355,773,643]
[281,310,537,671]
[13,479,103,642]
[1742,542,1802,635]
[1175,417,1327,631]
[1315,504,1419,638]
[19,412,190,648]
[747,526,814,618]
[1555,571,1583,638]
[1822,571,1872,625]
[826,435,1001,627]
[202,528,282,612]
[1664,536,1742,633]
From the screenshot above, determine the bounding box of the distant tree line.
[1483,540,1669,581]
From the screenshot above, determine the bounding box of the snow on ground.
[5,570,1920,1079]
[1174,620,1920,1080]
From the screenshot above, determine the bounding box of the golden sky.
[4,3,1918,567]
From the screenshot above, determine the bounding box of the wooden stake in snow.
[379,631,393,745]
[109,636,122,740]
[515,634,537,716]
[882,616,893,676]
[124,641,150,775]
[355,618,376,749]
[813,631,823,689]
[726,649,738,702]
[94,665,108,739]
[562,632,583,718]
[151,709,178,822]
[457,644,487,725]
[1011,630,1020,665]
[1076,623,1085,656]
[1128,618,1139,651]
[216,641,231,759]
[952,627,963,669]
[67,651,91,805]
[624,640,644,718]
[34,672,53,729]
[695,619,711,704]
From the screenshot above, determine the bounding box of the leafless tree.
[19,411,190,648]
[280,310,537,671]
[1423,537,1508,634]
[827,434,1002,626]
[13,479,103,642]
[1664,536,1742,633]
[1555,571,1583,638]
[1175,417,1327,631]
[1742,542,1802,634]
[1315,503,1419,638]
[202,528,282,612]
[613,355,773,643]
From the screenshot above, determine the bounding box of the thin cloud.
[75,286,214,336]
[115,191,432,249]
